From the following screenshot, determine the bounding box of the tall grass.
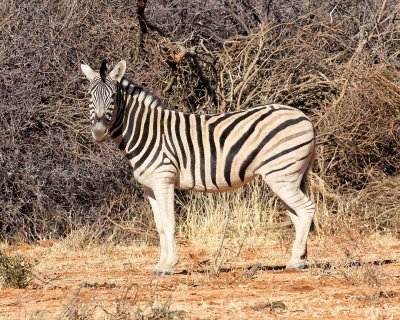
[177,178,284,249]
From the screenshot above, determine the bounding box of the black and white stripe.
[81,60,316,275]
[89,78,115,125]
[108,79,315,193]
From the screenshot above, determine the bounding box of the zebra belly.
[204,175,255,193]
[175,171,256,193]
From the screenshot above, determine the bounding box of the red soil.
[0,239,399,319]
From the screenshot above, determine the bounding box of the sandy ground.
[0,235,399,319]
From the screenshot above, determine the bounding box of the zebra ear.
[109,60,126,82]
[81,61,97,81]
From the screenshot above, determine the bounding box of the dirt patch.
[0,239,399,319]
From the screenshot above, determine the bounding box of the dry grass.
[178,179,283,249]
[177,180,286,275]
[57,286,186,320]
[308,232,400,308]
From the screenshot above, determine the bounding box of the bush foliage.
[0,251,33,288]
[0,0,399,241]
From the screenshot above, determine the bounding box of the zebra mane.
[99,59,112,82]
[120,77,166,110]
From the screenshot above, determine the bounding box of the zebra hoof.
[285,261,305,271]
[153,270,174,276]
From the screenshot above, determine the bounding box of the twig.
[31,273,63,289]
[241,262,262,279]
[329,4,337,24]
[213,216,234,275]
[163,75,176,93]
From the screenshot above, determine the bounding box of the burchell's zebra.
[81,59,316,275]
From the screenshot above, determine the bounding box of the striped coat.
[81,60,316,275]
[111,80,314,193]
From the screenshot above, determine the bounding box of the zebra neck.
[113,80,163,158]
[108,81,126,143]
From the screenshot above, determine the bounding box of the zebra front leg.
[153,183,179,275]
[144,188,168,272]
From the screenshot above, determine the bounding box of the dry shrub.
[347,176,400,235]
[315,65,400,190]
[0,0,150,241]
[0,0,399,242]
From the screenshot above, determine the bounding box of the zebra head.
[80,60,126,142]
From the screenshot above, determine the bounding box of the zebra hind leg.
[264,178,315,270]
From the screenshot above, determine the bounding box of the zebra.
[81,59,316,275]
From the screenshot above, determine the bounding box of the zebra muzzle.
[91,122,108,142]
